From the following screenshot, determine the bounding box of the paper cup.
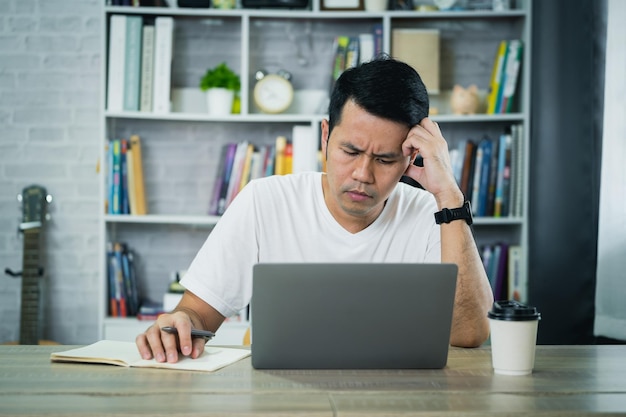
[488,300,541,376]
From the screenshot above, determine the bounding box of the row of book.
[209,125,319,215]
[107,241,141,317]
[107,14,174,113]
[481,243,526,303]
[330,24,383,86]
[486,39,523,114]
[450,124,524,218]
[106,135,148,215]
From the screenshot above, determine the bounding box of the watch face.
[253,74,294,114]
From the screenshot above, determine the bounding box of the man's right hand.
[135,310,207,363]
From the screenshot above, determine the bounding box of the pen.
[161,326,215,341]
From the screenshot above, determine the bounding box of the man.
[136,57,493,363]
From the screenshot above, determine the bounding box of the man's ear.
[321,119,330,156]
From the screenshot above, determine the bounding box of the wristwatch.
[434,201,473,225]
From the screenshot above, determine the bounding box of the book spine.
[111,139,121,215]
[208,143,232,215]
[500,40,523,113]
[470,141,484,216]
[123,15,142,112]
[507,245,526,302]
[152,16,173,114]
[129,135,147,215]
[358,33,374,65]
[126,146,136,215]
[372,23,383,57]
[486,40,507,115]
[476,138,493,217]
[292,125,317,173]
[494,132,510,217]
[139,23,155,112]
[493,40,511,115]
[106,15,126,112]
[238,143,255,192]
[274,136,287,176]
[120,138,129,214]
[216,143,238,215]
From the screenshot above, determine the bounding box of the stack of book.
[106,134,147,215]
[449,124,524,218]
[480,243,526,303]
[106,14,174,114]
[107,241,140,317]
[486,39,524,114]
[209,126,319,215]
[330,24,383,87]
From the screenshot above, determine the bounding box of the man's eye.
[377,159,393,165]
[343,149,358,156]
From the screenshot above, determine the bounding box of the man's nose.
[352,156,374,183]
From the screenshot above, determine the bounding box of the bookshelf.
[100,0,532,344]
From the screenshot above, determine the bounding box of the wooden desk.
[1,345,625,416]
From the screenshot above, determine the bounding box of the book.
[494,132,512,217]
[120,138,130,214]
[498,40,523,113]
[486,40,508,115]
[123,15,142,112]
[507,245,526,302]
[474,137,493,217]
[139,22,155,112]
[292,125,318,173]
[152,16,174,114]
[50,340,251,373]
[110,139,122,214]
[512,123,525,217]
[215,143,238,215]
[129,135,147,215]
[391,29,440,94]
[274,136,287,176]
[459,140,477,202]
[208,143,233,215]
[358,32,374,64]
[345,36,360,70]
[106,15,126,112]
[372,23,383,57]
[331,36,349,85]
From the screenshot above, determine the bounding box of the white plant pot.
[206,88,234,116]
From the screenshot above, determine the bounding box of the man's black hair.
[327,55,430,135]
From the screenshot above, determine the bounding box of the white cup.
[488,300,541,376]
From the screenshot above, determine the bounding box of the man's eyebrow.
[340,142,403,159]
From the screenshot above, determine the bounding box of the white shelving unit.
[99,0,532,344]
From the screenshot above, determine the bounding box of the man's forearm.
[440,221,494,347]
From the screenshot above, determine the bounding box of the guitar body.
[4,185,57,345]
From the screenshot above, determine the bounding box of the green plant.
[199,62,241,92]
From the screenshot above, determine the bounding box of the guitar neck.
[20,227,42,345]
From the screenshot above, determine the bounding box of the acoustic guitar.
[4,185,55,345]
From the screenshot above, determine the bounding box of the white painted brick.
[0,34,24,50]
[39,17,83,33]
[13,108,72,125]
[7,17,37,32]
[25,35,79,53]
[15,0,36,14]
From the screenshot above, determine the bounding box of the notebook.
[250,263,458,369]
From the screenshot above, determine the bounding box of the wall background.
[0,0,610,345]
[0,0,102,343]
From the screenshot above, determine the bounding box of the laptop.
[250,263,458,370]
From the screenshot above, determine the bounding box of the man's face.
[321,100,412,233]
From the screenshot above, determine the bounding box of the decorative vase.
[206,88,235,116]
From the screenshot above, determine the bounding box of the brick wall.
[0,0,102,344]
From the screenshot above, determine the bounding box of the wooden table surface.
[1,344,626,416]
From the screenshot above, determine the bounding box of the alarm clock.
[253,69,294,114]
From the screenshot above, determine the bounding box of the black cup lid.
[487,300,541,321]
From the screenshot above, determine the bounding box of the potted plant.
[200,62,241,115]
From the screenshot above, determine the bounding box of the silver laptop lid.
[251,263,457,369]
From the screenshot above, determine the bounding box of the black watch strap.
[434,201,473,225]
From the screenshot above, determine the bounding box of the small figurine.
[450,84,480,115]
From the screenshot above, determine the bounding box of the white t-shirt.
[181,172,441,318]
